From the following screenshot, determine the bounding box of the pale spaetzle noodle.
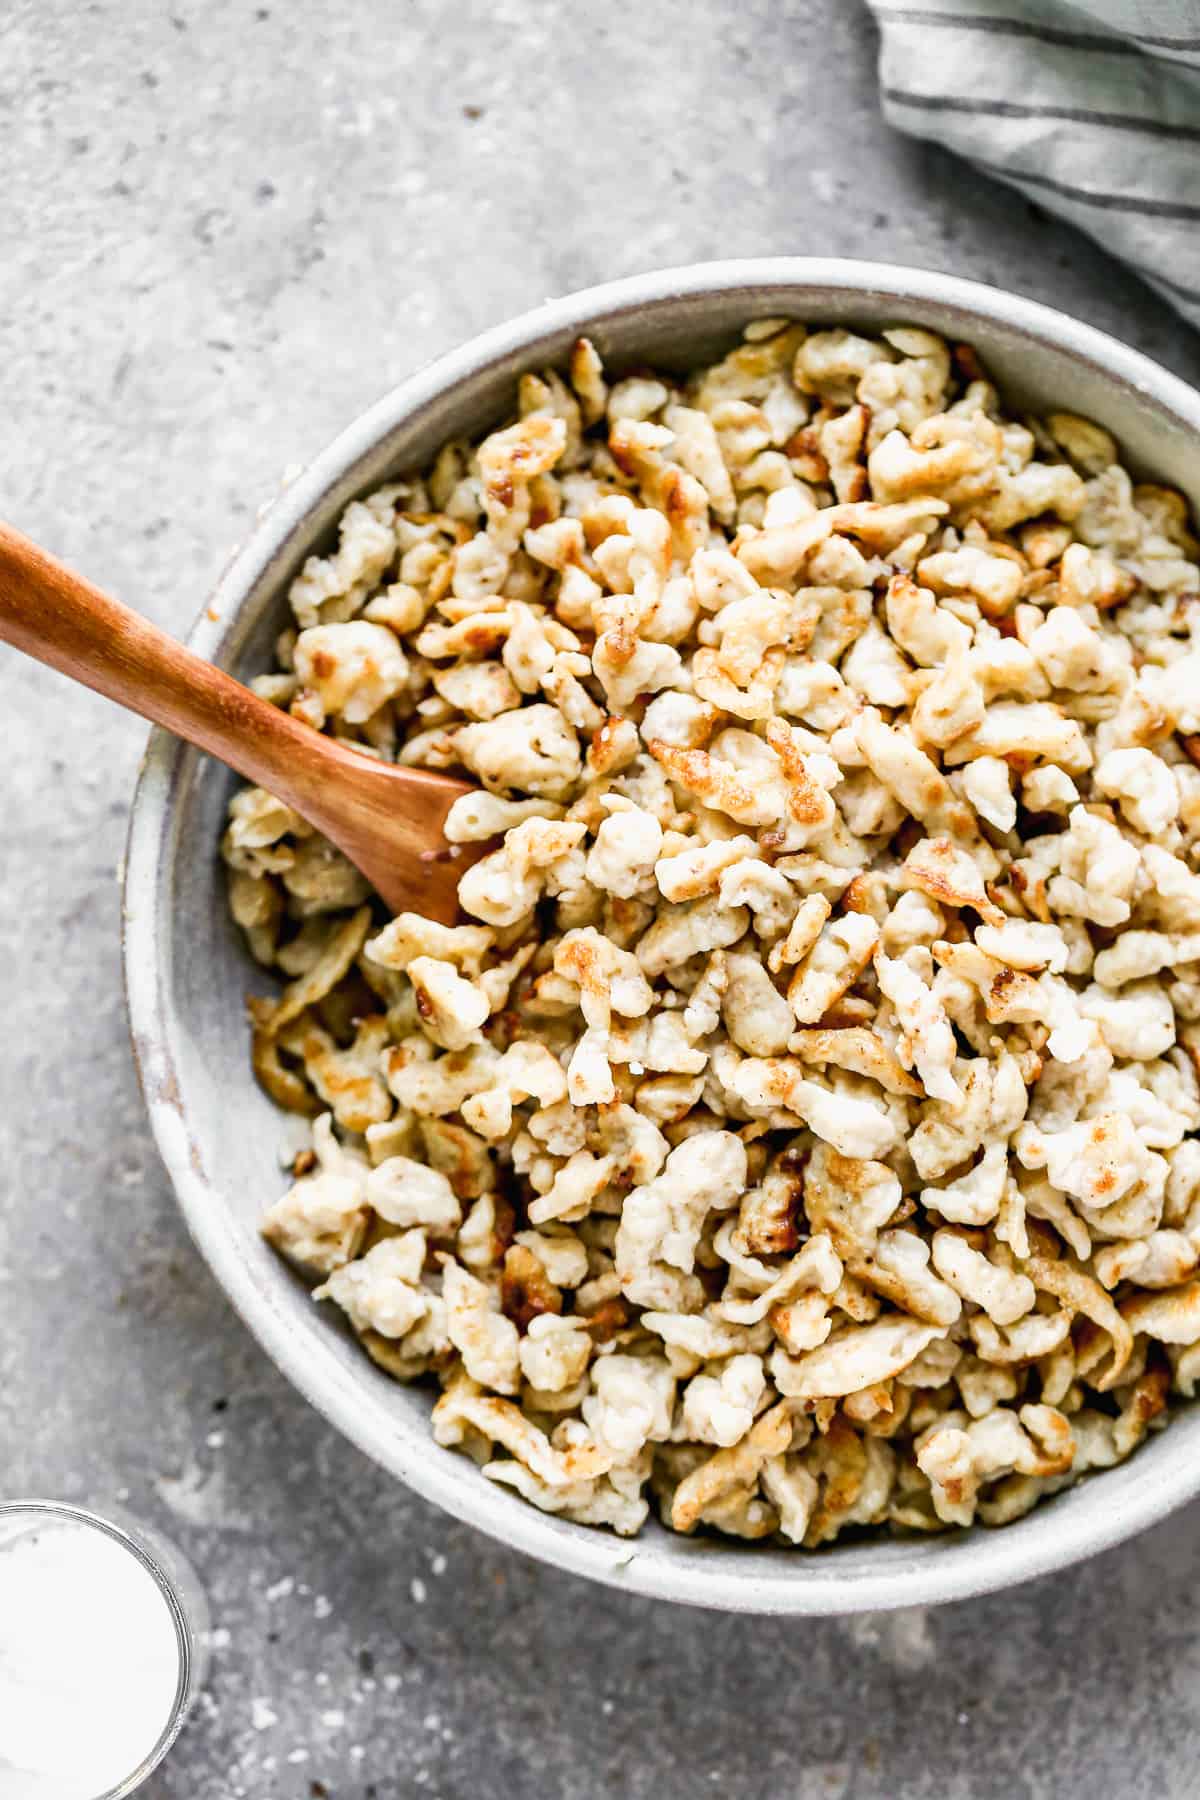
[224,318,1200,1545]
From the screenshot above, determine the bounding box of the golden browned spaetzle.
[223,319,1200,1544]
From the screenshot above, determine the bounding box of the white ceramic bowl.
[124,259,1200,1614]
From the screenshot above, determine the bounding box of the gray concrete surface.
[4,1,1200,1795]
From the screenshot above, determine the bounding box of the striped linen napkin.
[864,0,1200,326]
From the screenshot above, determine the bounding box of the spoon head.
[322,753,487,926]
[373,833,485,926]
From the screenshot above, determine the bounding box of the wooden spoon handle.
[0,519,480,920]
[0,519,378,825]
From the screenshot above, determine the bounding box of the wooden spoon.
[0,521,480,925]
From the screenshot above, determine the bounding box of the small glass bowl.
[0,1499,211,1798]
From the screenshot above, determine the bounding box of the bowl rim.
[124,257,1200,1614]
